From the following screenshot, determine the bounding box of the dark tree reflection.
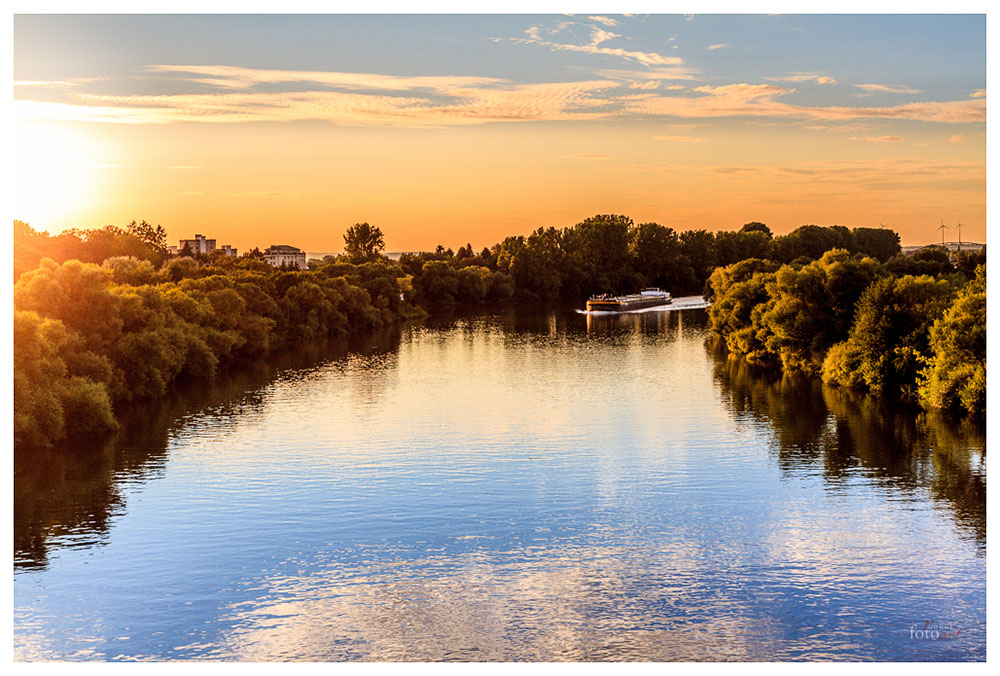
[710,340,985,549]
[14,328,403,571]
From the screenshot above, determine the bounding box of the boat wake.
[577,295,709,315]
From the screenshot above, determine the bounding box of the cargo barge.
[586,288,672,312]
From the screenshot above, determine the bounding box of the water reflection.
[14,306,986,661]
[14,329,402,572]
[710,342,986,549]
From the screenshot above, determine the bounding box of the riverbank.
[706,250,985,418]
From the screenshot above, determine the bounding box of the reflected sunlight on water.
[14,303,985,661]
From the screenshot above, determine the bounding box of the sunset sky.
[13,13,986,251]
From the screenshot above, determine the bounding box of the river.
[13,300,986,661]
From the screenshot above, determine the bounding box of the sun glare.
[13,120,108,232]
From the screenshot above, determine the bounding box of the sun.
[12,119,110,233]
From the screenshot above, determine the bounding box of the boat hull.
[586,295,672,312]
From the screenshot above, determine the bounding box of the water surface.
[14,301,986,661]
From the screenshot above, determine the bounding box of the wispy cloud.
[970,90,986,98]
[593,67,698,82]
[855,83,922,94]
[503,21,684,67]
[14,76,108,88]
[764,72,837,85]
[14,67,985,128]
[628,81,662,90]
[948,132,985,143]
[16,67,623,127]
[624,83,984,124]
[706,43,731,51]
[588,16,618,27]
[144,64,505,92]
[849,135,903,142]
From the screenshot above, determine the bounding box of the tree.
[771,225,855,263]
[919,265,985,416]
[852,226,900,262]
[740,221,772,238]
[707,258,780,361]
[343,222,385,263]
[758,250,882,374]
[822,274,954,398]
[679,229,716,290]
[123,220,168,254]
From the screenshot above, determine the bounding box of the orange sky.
[13,15,987,250]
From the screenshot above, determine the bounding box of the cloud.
[855,83,922,94]
[706,43,731,51]
[970,90,986,98]
[849,135,903,142]
[144,64,505,92]
[948,132,985,143]
[14,67,985,129]
[14,77,108,88]
[624,83,985,124]
[593,67,698,82]
[652,135,710,143]
[588,16,618,27]
[563,153,611,159]
[764,72,837,85]
[505,21,684,67]
[15,71,624,127]
[516,37,683,67]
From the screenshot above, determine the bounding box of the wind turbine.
[956,220,963,251]
[937,219,949,247]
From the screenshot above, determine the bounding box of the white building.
[264,245,306,269]
[179,234,215,255]
[168,234,237,256]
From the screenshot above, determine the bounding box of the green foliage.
[707,259,779,362]
[771,224,855,263]
[410,259,508,307]
[103,256,158,285]
[343,222,385,263]
[919,266,986,416]
[852,226,901,262]
[14,254,409,449]
[13,310,117,448]
[759,250,883,373]
[713,230,771,267]
[710,246,981,417]
[740,221,772,238]
[821,274,954,398]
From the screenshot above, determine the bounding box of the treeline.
[390,216,904,302]
[13,214,981,447]
[14,246,413,448]
[707,248,985,418]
